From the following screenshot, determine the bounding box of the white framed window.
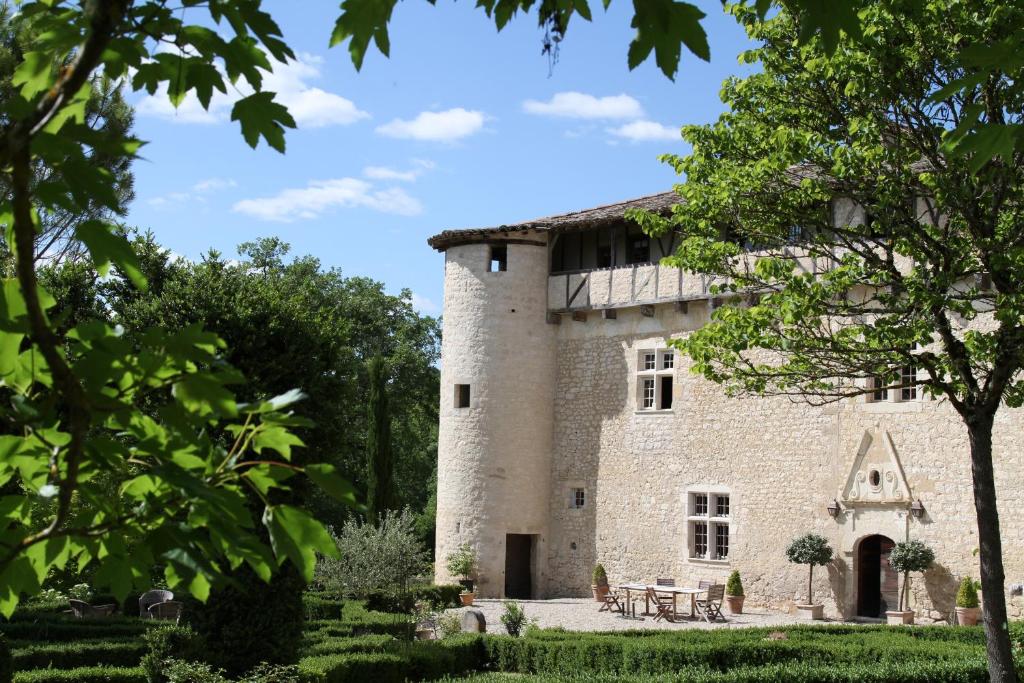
[570,487,585,509]
[900,364,917,401]
[687,489,732,562]
[637,348,676,411]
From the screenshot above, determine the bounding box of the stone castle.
[428,192,1024,621]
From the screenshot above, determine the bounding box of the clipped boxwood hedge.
[11,640,145,671]
[12,666,145,683]
[0,621,149,643]
[364,585,463,613]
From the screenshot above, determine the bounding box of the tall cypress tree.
[365,354,394,522]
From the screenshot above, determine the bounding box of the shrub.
[437,613,463,639]
[239,664,301,683]
[303,594,344,620]
[445,544,477,585]
[785,534,833,605]
[888,540,935,611]
[162,660,228,683]
[0,634,10,683]
[1,620,149,642]
[315,509,430,597]
[726,571,743,597]
[185,564,305,676]
[956,578,980,609]
[12,667,146,683]
[592,565,608,587]
[365,585,463,613]
[499,601,529,637]
[13,639,146,670]
[141,625,206,683]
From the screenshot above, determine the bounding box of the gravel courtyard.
[447,598,808,635]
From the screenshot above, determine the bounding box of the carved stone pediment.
[840,429,912,506]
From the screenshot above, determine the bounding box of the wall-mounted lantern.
[826,499,841,518]
[910,499,925,519]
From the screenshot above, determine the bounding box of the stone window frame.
[569,487,586,509]
[685,487,732,565]
[636,348,676,413]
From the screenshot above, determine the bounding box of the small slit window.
[570,488,585,509]
[454,384,471,408]
[489,245,507,272]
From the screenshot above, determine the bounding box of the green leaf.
[172,374,239,419]
[252,423,304,459]
[12,51,55,99]
[305,463,360,506]
[628,0,708,80]
[330,0,399,71]
[230,92,296,153]
[946,124,1021,173]
[75,221,148,291]
[264,504,337,582]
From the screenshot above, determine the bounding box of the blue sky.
[125,1,756,316]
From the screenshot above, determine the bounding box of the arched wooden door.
[857,534,899,617]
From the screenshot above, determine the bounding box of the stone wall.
[545,301,1024,621]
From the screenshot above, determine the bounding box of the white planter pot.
[886,610,915,625]
[795,604,824,620]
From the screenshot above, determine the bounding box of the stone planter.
[795,604,824,620]
[726,595,745,614]
[415,628,435,640]
[592,584,609,602]
[955,606,981,626]
[459,592,475,607]
[886,610,915,625]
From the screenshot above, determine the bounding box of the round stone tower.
[433,234,556,598]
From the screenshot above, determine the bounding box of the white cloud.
[192,178,237,192]
[136,53,368,128]
[146,177,238,209]
[607,120,680,142]
[363,166,418,182]
[376,108,485,142]
[410,292,440,315]
[523,92,644,120]
[232,178,422,222]
[362,159,436,182]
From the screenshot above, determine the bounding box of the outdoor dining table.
[613,583,706,620]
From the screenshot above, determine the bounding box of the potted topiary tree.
[591,564,609,602]
[955,577,981,626]
[886,539,935,625]
[446,543,478,606]
[785,533,834,620]
[725,570,745,614]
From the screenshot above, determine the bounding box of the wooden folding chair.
[599,589,624,615]
[695,584,725,623]
[698,580,713,589]
[646,587,676,622]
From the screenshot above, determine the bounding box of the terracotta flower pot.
[726,595,745,614]
[459,592,475,607]
[795,604,824,620]
[956,606,981,626]
[886,610,915,625]
[592,584,609,602]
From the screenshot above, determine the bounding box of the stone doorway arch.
[855,534,899,618]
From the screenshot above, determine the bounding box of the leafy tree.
[0,4,134,266]
[635,2,1023,679]
[888,540,935,612]
[365,354,395,522]
[785,534,833,606]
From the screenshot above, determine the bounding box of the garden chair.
[68,599,116,619]
[599,589,624,615]
[698,580,713,589]
[695,584,725,623]
[147,600,184,624]
[139,589,174,618]
[645,587,675,622]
